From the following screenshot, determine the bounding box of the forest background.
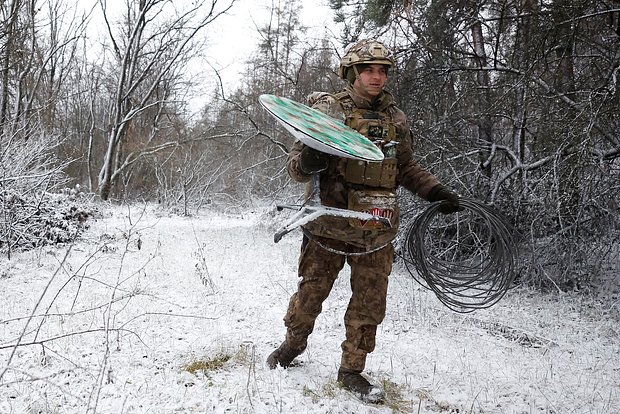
[1,0,619,291]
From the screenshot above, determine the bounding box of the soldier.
[266,39,461,403]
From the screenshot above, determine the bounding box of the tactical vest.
[332,91,398,189]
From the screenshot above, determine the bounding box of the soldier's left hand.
[428,184,464,214]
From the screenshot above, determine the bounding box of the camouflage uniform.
[283,84,441,373]
[284,235,393,371]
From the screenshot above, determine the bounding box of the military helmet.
[338,39,395,80]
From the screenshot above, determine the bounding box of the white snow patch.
[1,203,618,413]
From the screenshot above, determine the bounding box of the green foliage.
[329,0,403,42]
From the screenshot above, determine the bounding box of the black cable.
[403,198,517,313]
[301,227,393,256]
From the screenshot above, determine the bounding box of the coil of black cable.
[403,198,518,313]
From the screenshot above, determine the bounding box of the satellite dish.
[259,94,384,162]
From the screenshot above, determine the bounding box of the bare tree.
[0,1,92,259]
[189,1,340,205]
[96,0,235,200]
[0,0,87,138]
[329,0,620,288]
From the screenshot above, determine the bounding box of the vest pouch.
[380,158,397,187]
[342,159,366,185]
[347,189,398,230]
[340,158,397,188]
[363,161,382,186]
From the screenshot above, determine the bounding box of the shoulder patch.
[307,91,333,107]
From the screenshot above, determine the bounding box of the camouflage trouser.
[283,235,394,372]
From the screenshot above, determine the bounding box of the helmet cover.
[338,39,395,79]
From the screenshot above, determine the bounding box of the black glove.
[299,146,329,174]
[428,184,463,214]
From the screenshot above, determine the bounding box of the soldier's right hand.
[299,146,330,174]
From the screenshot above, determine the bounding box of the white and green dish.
[259,94,384,162]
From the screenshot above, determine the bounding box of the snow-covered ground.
[1,203,618,413]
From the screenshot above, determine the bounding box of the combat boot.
[266,341,305,369]
[337,367,385,404]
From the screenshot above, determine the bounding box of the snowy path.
[1,204,618,413]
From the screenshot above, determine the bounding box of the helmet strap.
[352,67,372,97]
[346,65,360,84]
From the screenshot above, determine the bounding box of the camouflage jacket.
[287,85,440,248]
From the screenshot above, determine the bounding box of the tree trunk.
[0,0,21,130]
[471,19,494,180]
[552,0,580,234]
